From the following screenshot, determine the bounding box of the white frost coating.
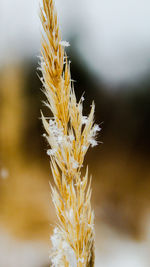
[49,120,64,145]
[50,227,77,267]
[82,116,88,124]
[57,135,63,144]
[47,148,57,156]
[87,123,101,148]
[72,160,79,169]
[59,40,70,47]
[82,145,87,151]
[92,124,101,134]
[89,138,98,147]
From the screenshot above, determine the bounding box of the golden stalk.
[39,0,100,266]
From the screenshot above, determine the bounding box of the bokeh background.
[1,0,150,266]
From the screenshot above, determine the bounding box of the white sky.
[1,0,150,85]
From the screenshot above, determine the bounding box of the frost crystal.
[82,145,87,151]
[82,116,88,124]
[71,158,79,169]
[51,233,61,250]
[47,149,57,156]
[49,120,64,145]
[50,227,77,267]
[92,124,101,135]
[89,138,98,147]
[57,135,63,144]
[49,119,55,127]
[59,40,70,47]
[87,124,101,148]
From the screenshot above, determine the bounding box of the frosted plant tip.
[47,149,57,156]
[59,40,70,47]
[89,139,98,147]
[82,116,88,124]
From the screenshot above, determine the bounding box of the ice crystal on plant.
[82,116,88,124]
[87,124,101,148]
[47,149,57,156]
[82,145,87,151]
[92,124,101,135]
[89,138,98,147]
[71,157,79,169]
[59,40,70,47]
[51,227,77,267]
[49,120,64,145]
[57,135,63,144]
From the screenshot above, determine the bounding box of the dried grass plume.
[39,0,101,266]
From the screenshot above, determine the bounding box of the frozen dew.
[87,124,101,148]
[93,124,101,134]
[47,149,57,156]
[82,116,88,125]
[72,160,79,169]
[49,120,64,145]
[62,240,70,250]
[51,234,61,250]
[51,254,62,266]
[89,138,98,147]
[54,227,59,235]
[57,135,63,144]
[50,227,77,267]
[49,119,55,127]
[59,40,70,47]
[82,145,87,152]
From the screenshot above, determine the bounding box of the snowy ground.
[95,223,150,267]
[0,223,150,267]
[0,230,49,267]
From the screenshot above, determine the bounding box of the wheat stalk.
[39,0,100,266]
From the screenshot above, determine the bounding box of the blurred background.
[0,0,150,266]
